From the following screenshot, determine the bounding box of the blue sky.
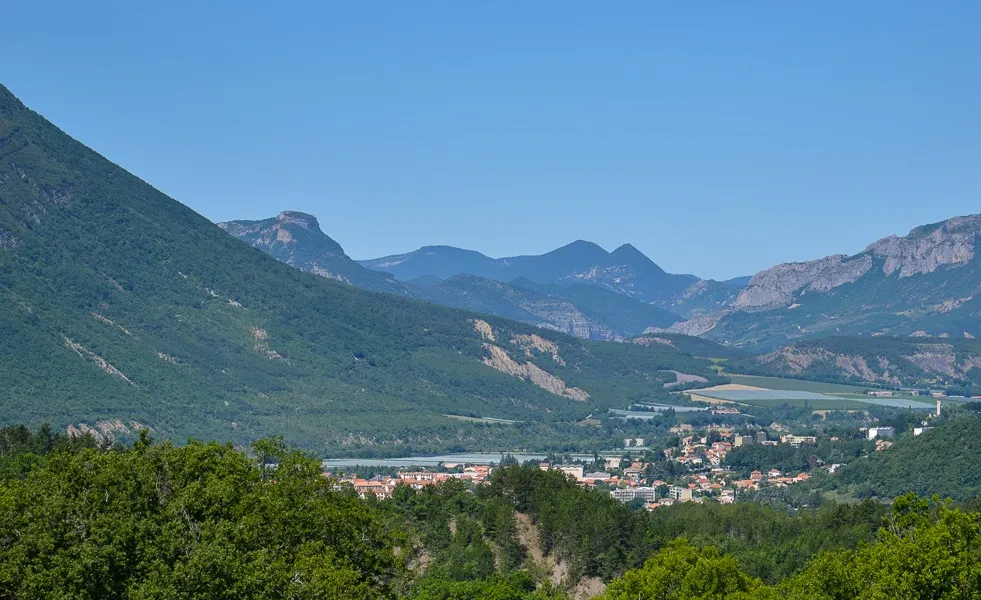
[2,1,979,280]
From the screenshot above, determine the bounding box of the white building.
[611,487,658,503]
[867,427,895,440]
[781,435,817,446]
[669,486,693,501]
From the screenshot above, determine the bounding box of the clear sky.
[2,2,979,280]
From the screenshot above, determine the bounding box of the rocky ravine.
[474,320,590,401]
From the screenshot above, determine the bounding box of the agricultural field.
[732,397,872,410]
[832,395,937,409]
[727,374,870,394]
[689,375,937,411]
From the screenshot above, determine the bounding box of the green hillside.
[0,84,724,455]
[827,414,981,501]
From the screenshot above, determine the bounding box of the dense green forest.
[825,413,981,502]
[5,425,979,599]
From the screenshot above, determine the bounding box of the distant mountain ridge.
[660,214,981,350]
[219,212,682,339]
[361,241,744,314]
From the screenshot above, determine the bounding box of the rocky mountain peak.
[865,213,981,277]
[734,213,981,310]
[219,211,342,255]
[611,243,667,273]
[277,211,321,232]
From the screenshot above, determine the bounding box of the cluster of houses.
[663,424,817,468]
[548,460,648,488]
[328,419,915,506]
[591,424,817,509]
[605,466,812,510]
[328,464,492,499]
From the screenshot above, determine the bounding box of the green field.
[728,374,872,394]
[736,397,872,410]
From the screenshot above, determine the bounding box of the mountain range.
[0,83,728,455]
[5,75,981,460]
[661,215,981,349]
[220,213,697,340]
[221,207,981,393]
[361,241,747,315]
[228,208,981,364]
[221,212,757,339]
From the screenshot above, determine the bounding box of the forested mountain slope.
[827,414,981,501]
[0,84,721,454]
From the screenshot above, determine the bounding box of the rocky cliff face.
[747,337,981,390]
[666,213,981,349]
[737,215,981,310]
[735,254,873,309]
[219,212,409,295]
[867,214,980,277]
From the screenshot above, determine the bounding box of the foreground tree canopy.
[1,426,980,599]
[0,432,398,599]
